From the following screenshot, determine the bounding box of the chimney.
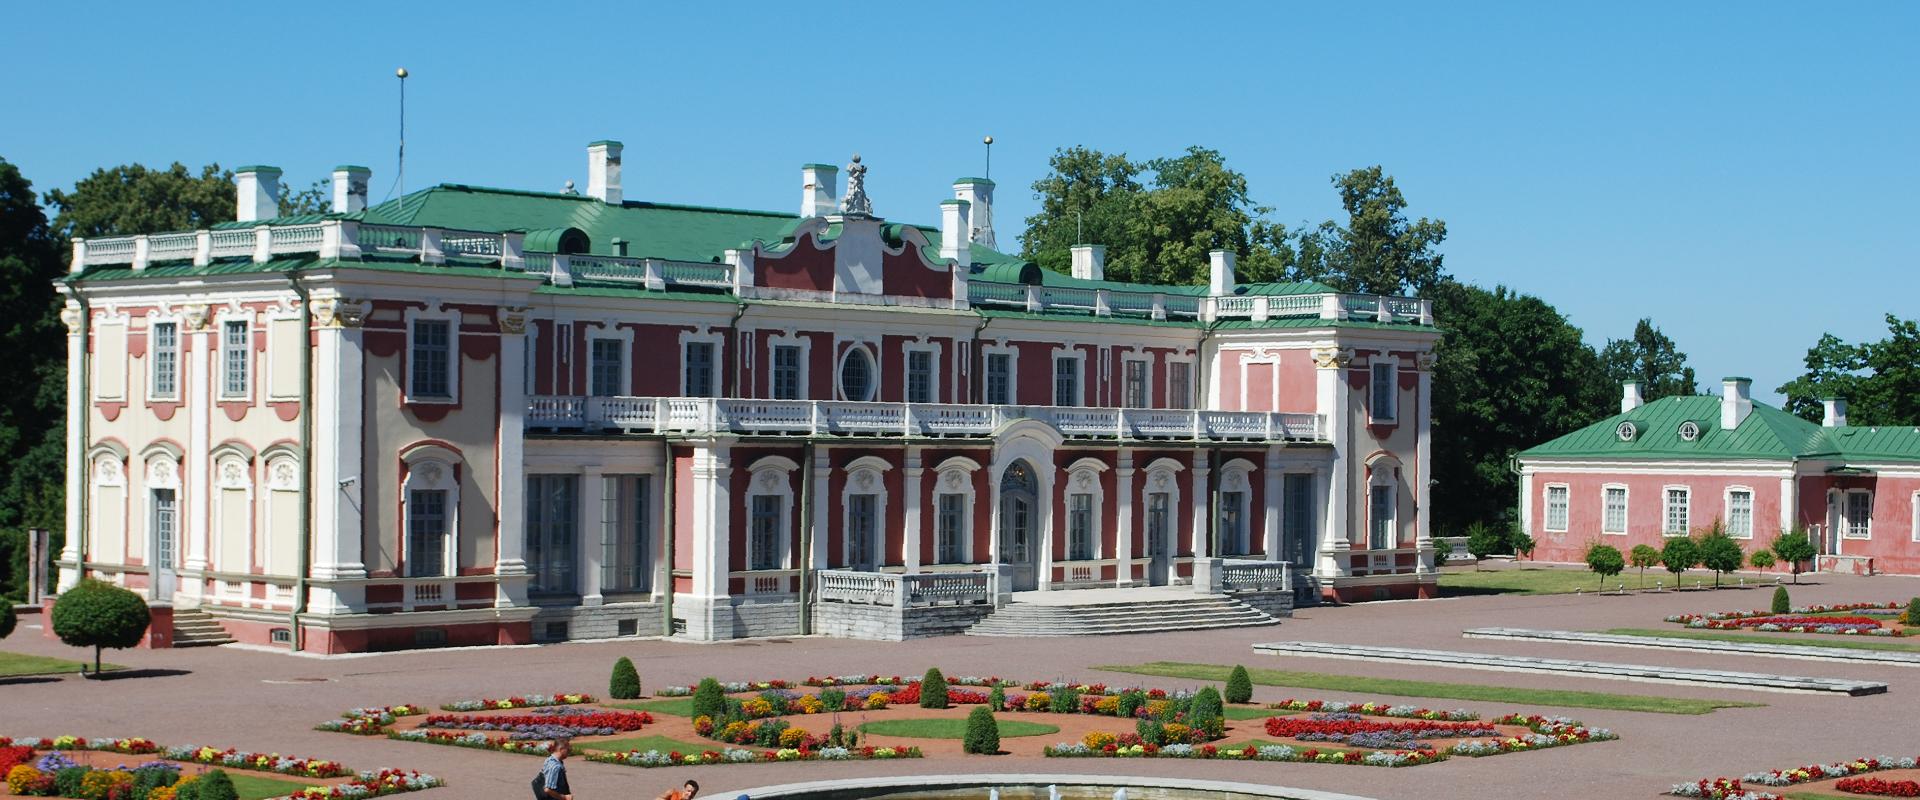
[939,199,972,268]
[331,165,371,213]
[587,140,623,205]
[234,166,282,222]
[1071,244,1106,281]
[1208,250,1237,296]
[952,178,996,250]
[802,164,839,218]
[1721,376,1753,430]
[1823,397,1848,428]
[1621,381,1644,413]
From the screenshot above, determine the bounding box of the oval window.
[1678,421,1701,442]
[839,347,875,401]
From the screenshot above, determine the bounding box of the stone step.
[1462,627,1920,667]
[966,596,1276,637]
[981,605,1260,624]
[968,618,1282,637]
[1252,641,1889,696]
[170,609,234,646]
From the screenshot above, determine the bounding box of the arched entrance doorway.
[999,460,1039,591]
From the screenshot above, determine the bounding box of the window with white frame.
[749,495,782,570]
[1067,493,1094,561]
[984,352,1012,405]
[1217,460,1256,556]
[1122,357,1148,408]
[746,458,797,569]
[1167,359,1193,410]
[1664,487,1690,535]
[771,344,803,400]
[1726,488,1754,538]
[1844,491,1872,539]
[1369,361,1396,423]
[905,347,936,404]
[589,337,625,397]
[526,474,578,594]
[221,319,250,398]
[1368,461,1398,550]
[842,456,890,570]
[683,340,716,397]
[601,474,651,593]
[150,321,179,399]
[1053,353,1082,407]
[1603,485,1628,535]
[1142,458,1184,559]
[1911,491,1919,543]
[932,457,978,564]
[838,345,876,401]
[409,319,453,400]
[1283,473,1315,564]
[404,458,460,578]
[1544,485,1569,532]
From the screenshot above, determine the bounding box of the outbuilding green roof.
[1521,395,1920,464]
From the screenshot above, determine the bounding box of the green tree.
[49,577,150,675]
[1769,530,1816,584]
[1904,597,1919,626]
[1771,586,1791,614]
[1465,521,1506,566]
[962,705,1001,755]
[609,656,641,700]
[1598,318,1698,401]
[920,667,949,709]
[691,677,726,721]
[1509,525,1536,560]
[1224,665,1253,704]
[43,162,236,239]
[1695,523,1745,588]
[279,179,331,217]
[1776,315,1920,426]
[1291,166,1448,296]
[1584,543,1625,590]
[0,160,67,602]
[1750,550,1776,572]
[1660,537,1699,585]
[1628,544,1662,588]
[0,600,15,639]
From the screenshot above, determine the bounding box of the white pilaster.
[1190,449,1211,559]
[310,302,370,614]
[181,314,212,603]
[580,467,605,605]
[1314,347,1353,580]
[1414,355,1435,573]
[689,441,732,600]
[1518,469,1535,537]
[1780,476,1796,533]
[494,310,530,609]
[58,304,85,591]
[810,449,830,570]
[1114,449,1135,586]
[903,447,924,572]
[1263,445,1284,559]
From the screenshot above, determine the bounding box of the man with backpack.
[533,737,574,800]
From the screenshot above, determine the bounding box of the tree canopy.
[1598,318,1698,401]
[44,162,237,239]
[0,159,67,602]
[1776,314,1920,425]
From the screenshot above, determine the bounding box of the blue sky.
[6,2,1914,404]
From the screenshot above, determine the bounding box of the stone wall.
[811,602,994,641]
[532,601,665,642]
[1228,589,1295,618]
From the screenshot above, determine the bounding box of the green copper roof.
[1804,425,1920,463]
[1520,395,1920,463]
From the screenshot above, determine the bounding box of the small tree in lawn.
[50,578,150,676]
[920,667,950,709]
[1770,530,1817,584]
[1771,586,1791,614]
[1584,543,1624,591]
[1750,550,1777,573]
[1466,522,1505,568]
[962,705,1001,754]
[1629,545,1662,589]
[1225,665,1253,704]
[1696,522,1745,588]
[1509,525,1536,561]
[691,677,727,721]
[1660,537,1699,587]
[609,657,642,700]
[0,601,16,639]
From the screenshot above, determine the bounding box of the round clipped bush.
[1772,586,1791,615]
[691,677,727,721]
[0,602,16,640]
[962,705,1000,754]
[1661,537,1699,582]
[1770,531,1816,584]
[920,667,949,709]
[610,656,642,700]
[1585,543,1625,590]
[1224,665,1253,704]
[1750,550,1777,572]
[50,578,150,675]
[193,769,238,800]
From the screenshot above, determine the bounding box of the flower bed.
[438,692,595,711]
[0,736,442,799]
[418,708,653,740]
[1264,714,1500,748]
[385,729,554,755]
[1670,755,1920,799]
[1043,740,1444,767]
[587,744,923,769]
[1835,776,1920,797]
[1267,699,1478,721]
[1665,602,1909,637]
[1446,715,1617,757]
[317,705,427,736]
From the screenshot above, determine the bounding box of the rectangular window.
[683,341,715,397]
[1544,485,1569,532]
[153,489,177,570]
[526,475,579,594]
[1147,493,1170,556]
[222,320,250,397]
[936,493,964,564]
[406,489,448,578]
[1845,492,1872,539]
[1369,483,1394,549]
[1603,486,1628,534]
[151,322,178,399]
[1727,489,1754,538]
[750,495,782,570]
[1068,493,1093,560]
[601,475,651,593]
[985,353,1012,405]
[1053,356,1081,407]
[847,494,877,570]
[589,338,625,397]
[1123,359,1147,408]
[1284,474,1315,565]
[771,344,802,400]
[1370,362,1396,422]
[555,323,573,394]
[1168,361,1193,410]
[1664,487,1690,535]
[906,349,934,404]
[1218,491,1245,556]
[410,319,451,399]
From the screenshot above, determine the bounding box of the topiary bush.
[1189,686,1225,738]
[1906,597,1919,627]
[191,769,237,800]
[691,677,727,721]
[50,578,150,675]
[609,656,642,699]
[920,667,949,709]
[0,602,15,640]
[1772,586,1791,614]
[962,705,1000,755]
[1224,665,1252,704]
[987,684,1005,711]
[1584,543,1625,590]
[1750,550,1777,572]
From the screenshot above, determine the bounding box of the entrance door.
[847,493,879,571]
[1146,491,1171,586]
[999,461,1039,591]
[152,489,178,599]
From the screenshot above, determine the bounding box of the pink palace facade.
[53,143,1441,652]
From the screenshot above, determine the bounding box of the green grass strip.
[1603,628,1920,653]
[1224,706,1274,720]
[1095,662,1762,715]
[578,733,715,753]
[608,697,696,716]
[0,651,121,678]
[225,772,317,800]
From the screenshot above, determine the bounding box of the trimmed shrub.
[1661,537,1699,583]
[1629,544,1662,587]
[1770,530,1816,584]
[1508,526,1536,560]
[1771,587,1791,615]
[1224,665,1253,704]
[1466,522,1506,564]
[1696,525,1745,587]
[1905,597,1919,627]
[987,684,1005,711]
[50,578,150,674]
[1584,543,1625,590]
[609,656,642,699]
[920,668,949,709]
[691,677,727,721]
[962,706,1000,754]
[0,602,15,639]
[1750,550,1777,572]
[191,769,237,800]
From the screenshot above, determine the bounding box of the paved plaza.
[8,569,1918,799]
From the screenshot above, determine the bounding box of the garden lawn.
[1439,567,1724,596]
[860,718,1059,739]
[1096,662,1762,715]
[609,697,695,717]
[577,734,715,754]
[227,772,317,800]
[0,651,119,677]
[1605,628,1920,653]
[1225,706,1274,720]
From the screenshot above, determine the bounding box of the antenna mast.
[983,135,993,180]
[396,67,409,215]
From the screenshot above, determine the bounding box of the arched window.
[1140,458,1184,584]
[746,456,798,571]
[401,445,461,578]
[932,457,981,564]
[1063,458,1109,562]
[1367,457,1400,551]
[212,447,255,577]
[1217,458,1257,557]
[841,456,891,571]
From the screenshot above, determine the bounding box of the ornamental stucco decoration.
[61,306,86,333]
[1415,351,1439,371]
[269,457,299,490]
[413,462,445,486]
[944,471,964,489]
[182,304,211,331]
[219,459,248,488]
[499,306,530,335]
[1312,347,1354,369]
[840,154,874,218]
[93,456,123,486]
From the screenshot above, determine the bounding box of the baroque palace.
[53,142,1440,652]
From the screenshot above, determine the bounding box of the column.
[580,467,605,605]
[1779,476,1796,533]
[57,304,86,591]
[1190,449,1211,559]
[810,448,830,571]
[902,447,924,572]
[1517,469,1534,537]
[495,308,530,609]
[1263,445,1284,560]
[1414,353,1435,573]
[688,441,732,601]
[1313,347,1353,581]
[310,298,371,614]
[181,305,212,603]
[1114,449,1135,586]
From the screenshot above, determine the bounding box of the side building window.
[1726,488,1753,538]
[1602,486,1628,535]
[410,319,453,400]
[1844,492,1872,539]
[1544,485,1569,532]
[1369,362,1396,423]
[222,320,250,398]
[1664,487,1690,535]
[151,322,179,399]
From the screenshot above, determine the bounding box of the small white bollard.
[1049,786,1061,800]
[1114,790,1128,800]
[990,790,999,800]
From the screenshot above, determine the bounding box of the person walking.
[533,737,574,800]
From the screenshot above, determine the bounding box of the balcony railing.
[815,569,993,608]
[527,396,1327,443]
[1220,559,1292,593]
[965,280,1430,325]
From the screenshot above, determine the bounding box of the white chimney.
[235,166,282,222]
[939,199,972,268]
[1621,381,1644,413]
[1071,244,1106,281]
[1208,250,1237,296]
[587,140,623,205]
[331,165,371,213]
[1823,397,1848,428]
[952,178,996,250]
[802,164,838,218]
[1721,376,1753,430]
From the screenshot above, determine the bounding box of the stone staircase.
[170,608,235,648]
[964,595,1278,637]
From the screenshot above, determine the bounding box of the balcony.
[527,396,1327,443]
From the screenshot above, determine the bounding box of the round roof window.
[1678,421,1701,442]
[1616,421,1638,442]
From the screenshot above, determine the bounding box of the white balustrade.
[268,223,326,254]
[1220,559,1291,593]
[147,232,200,262]
[816,570,992,607]
[208,229,256,259]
